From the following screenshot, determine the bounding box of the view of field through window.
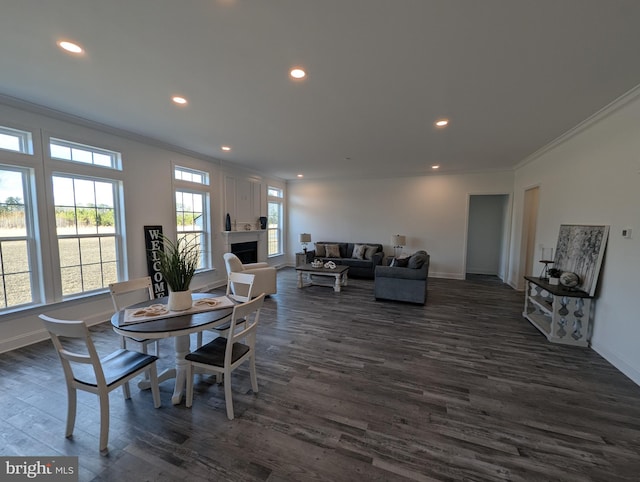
[0,168,32,308]
[0,168,120,308]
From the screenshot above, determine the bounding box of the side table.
[295,251,313,267]
[523,276,594,347]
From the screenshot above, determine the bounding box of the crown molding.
[1,93,289,183]
[0,93,227,163]
[515,83,640,170]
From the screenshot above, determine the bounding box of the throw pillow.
[396,257,409,267]
[325,244,341,258]
[315,243,326,257]
[352,244,367,259]
[408,252,427,269]
[389,258,397,267]
[364,245,378,260]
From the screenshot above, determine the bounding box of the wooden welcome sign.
[144,225,167,298]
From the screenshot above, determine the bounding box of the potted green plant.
[156,234,200,311]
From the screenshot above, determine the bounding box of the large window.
[0,167,35,309]
[53,175,119,295]
[267,186,283,257]
[174,166,210,270]
[48,137,123,298]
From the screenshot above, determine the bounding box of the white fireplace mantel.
[222,230,268,263]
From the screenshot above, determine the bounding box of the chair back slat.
[225,294,265,365]
[39,314,107,388]
[226,272,255,302]
[109,277,154,312]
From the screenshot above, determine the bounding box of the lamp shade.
[391,234,406,246]
[299,233,312,243]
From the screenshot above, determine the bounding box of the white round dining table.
[111,293,233,405]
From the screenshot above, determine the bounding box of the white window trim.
[172,163,212,271]
[0,164,41,310]
[43,133,126,302]
[267,186,284,257]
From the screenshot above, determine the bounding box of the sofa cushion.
[396,256,409,268]
[376,265,427,280]
[325,244,341,258]
[341,259,372,269]
[352,244,367,259]
[314,243,326,257]
[391,256,409,267]
[408,252,428,269]
[364,245,378,260]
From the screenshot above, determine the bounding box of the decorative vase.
[225,213,231,231]
[168,290,192,311]
[259,216,267,229]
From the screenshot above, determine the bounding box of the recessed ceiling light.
[221,146,231,151]
[290,68,306,79]
[432,165,440,169]
[58,40,83,54]
[172,96,187,105]
[435,119,449,127]
[297,174,304,178]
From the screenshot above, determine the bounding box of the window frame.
[267,186,284,257]
[173,164,211,271]
[51,172,123,298]
[0,164,40,310]
[0,125,34,155]
[49,137,121,170]
[44,134,126,301]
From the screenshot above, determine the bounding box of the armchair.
[374,250,429,304]
[223,253,277,296]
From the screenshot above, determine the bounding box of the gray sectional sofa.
[374,250,430,304]
[306,241,384,279]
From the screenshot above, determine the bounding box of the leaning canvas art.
[554,224,609,296]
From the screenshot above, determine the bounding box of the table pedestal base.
[138,334,191,404]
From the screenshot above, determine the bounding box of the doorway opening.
[519,186,540,288]
[465,194,510,281]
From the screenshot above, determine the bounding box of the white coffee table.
[296,263,349,292]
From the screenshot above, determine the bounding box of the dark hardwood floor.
[2,268,640,481]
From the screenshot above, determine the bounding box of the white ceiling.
[2,0,640,180]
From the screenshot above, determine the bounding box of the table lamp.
[299,233,312,253]
[391,234,406,258]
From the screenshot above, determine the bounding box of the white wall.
[288,172,514,279]
[0,100,284,353]
[510,91,640,385]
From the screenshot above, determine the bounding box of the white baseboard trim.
[591,341,640,387]
[0,310,112,354]
[507,280,522,290]
[194,280,226,292]
[430,271,465,280]
[0,329,50,354]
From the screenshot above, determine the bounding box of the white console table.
[523,276,594,347]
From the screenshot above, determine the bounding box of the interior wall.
[0,100,283,353]
[466,194,509,277]
[511,92,640,385]
[287,172,514,279]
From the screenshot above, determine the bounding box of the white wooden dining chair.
[226,271,256,303]
[186,293,265,420]
[39,314,161,455]
[109,277,160,356]
[196,272,255,348]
